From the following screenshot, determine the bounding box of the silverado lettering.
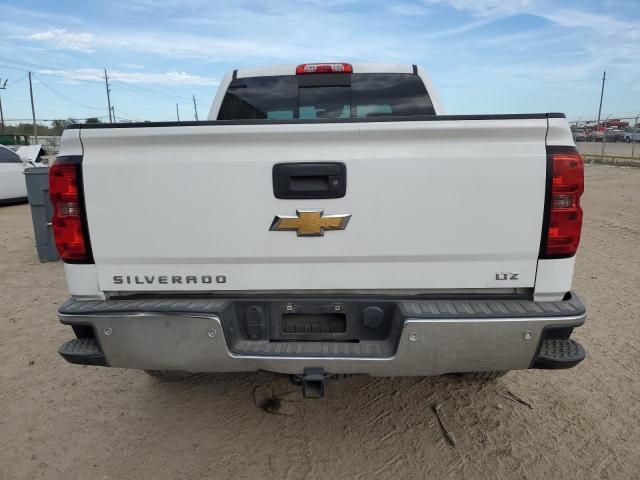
[112,275,226,285]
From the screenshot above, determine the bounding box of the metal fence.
[570,115,640,161]
[26,135,61,154]
[0,134,61,153]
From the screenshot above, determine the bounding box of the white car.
[52,63,586,397]
[624,129,640,143]
[0,145,28,205]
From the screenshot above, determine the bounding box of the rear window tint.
[218,73,435,120]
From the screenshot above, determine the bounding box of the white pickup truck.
[53,63,586,397]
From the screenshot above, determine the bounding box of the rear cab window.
[217,73,436,120]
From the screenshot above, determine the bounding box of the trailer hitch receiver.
[301,367,326,399]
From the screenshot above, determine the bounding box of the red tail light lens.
[543,147,584,257]
[296,63,353,75]
[49,158,91,262]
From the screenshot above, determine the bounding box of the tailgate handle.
[273,162,346,199]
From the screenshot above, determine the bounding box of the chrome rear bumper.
[58,295,586,376]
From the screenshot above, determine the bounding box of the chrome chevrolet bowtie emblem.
[270,209,351,237]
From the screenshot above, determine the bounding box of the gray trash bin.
[24,167,59,262]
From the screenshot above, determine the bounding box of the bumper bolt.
[208,329,217,338]
[409,332,418,342]
[523,330,533,341]
[104,327,113,336]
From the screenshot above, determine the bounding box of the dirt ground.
[1,164,639,480]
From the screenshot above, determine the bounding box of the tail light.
[296,63,353,75]
[541,146,584,258]
[49,156,92,263]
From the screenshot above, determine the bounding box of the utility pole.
[104,68,113,123]
[176,103,180,122]
[111,106,116,123]
[595,71,606,131]
[192,94,199,121]
[0,95,4,133]
[601,114,611,156]
[28,72,38,143]
[632,114,639,158]
[0,78,6,133]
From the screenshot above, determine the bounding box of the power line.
[4,116,110,122]
[32,73,104,111]
[1,57,191,103]
[111,106,141,122]
[438,78,598,89]
[0,63,34,73]
[110,82,191,103]
[0,55,60,71]
[7,74,28,86]
[0,41,100,71]
[2,97,109,109]
[0,62,104,87]
[0,55,197,107]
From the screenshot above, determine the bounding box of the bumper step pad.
[533,338,586,369]
[59,338,107,366]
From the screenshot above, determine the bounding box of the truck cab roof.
[234,63,419,78]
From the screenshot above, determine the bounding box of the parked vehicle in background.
[16,145,47,164]
[606,129,624,142]
[573,131,586,142]
[604,119,629,129]
[0,145,27,205]
[586,129,620,143]
[586,131,604,142]
[51,62,587,397]
[624,128,640,143]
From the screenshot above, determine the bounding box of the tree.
[51,119,70,135]
[84,117,102,124]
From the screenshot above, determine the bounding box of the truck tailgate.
[78,118,548,292]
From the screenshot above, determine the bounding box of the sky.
[0,0,639,124]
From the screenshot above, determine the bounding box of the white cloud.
[19,1,639,87]
[542,9,639,41]
[38,68,218,86]
[387,3,432,16]
[24,25,414,63]
[28,29,96,52]
[0,5,83,25]
[120,63,146,69]
[424,0,639,43]
[422,0,640,79]
[424,0,531,16]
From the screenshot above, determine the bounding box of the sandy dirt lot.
[1,164,639,480]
